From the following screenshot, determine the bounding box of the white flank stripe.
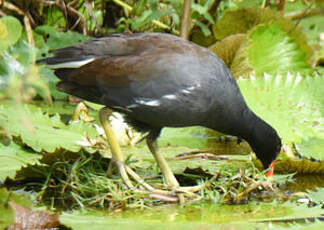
[48,58,96,69]
[135,99,161,106]
[163,94,177,100]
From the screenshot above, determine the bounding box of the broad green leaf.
[0,142,42,181]
[120,202,323,223]
[0,16,22,48]
[59,211,268,230]
[60,202,323,230]
[159,127,215,148]
[307,188,324,203]
[248,23,310,76]
[213,7,314,67]
[231,23,311,77]
[277,222,324,230]
[0,104,97,153]
[238,74,323,149]
[295,138,324,160]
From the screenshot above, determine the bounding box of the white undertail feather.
[47,58,96,69]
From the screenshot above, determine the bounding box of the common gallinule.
[38,33,282,196]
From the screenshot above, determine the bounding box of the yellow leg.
[100,108,158,192]
[146,137,187,203]
[99,108,134,189]
[146,138,180,189]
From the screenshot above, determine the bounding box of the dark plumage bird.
[38,33,281,192]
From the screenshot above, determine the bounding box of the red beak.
[265,160,276,178]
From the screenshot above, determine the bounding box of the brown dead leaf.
[7,201,60,230]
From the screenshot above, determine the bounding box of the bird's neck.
[237,109,262,142]
[235,109,275,157]
[209,108,265,144]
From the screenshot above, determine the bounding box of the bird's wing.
[38,33,202,106]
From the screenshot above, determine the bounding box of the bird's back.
[38,33,248,129]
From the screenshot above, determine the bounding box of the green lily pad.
[159,127,215,148]
[295,138,324,160]
[238,74,323,146]
[0,104,98,153]
[60,201,323,230]
[307,188,324,203]
[213,7,312,56]
[231,23,311,77]
[213,7,315,75]
[277,222,324,230]
[0,142,42,181]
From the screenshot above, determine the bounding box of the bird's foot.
[108,159,156,192]
[108,160,203,203]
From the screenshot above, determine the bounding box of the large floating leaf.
[231,23,311,77]
[307,188,324,204]
[295,138,324,160]
[0,104,97,153]
[238,74,323,145]
[60,201,323,230]
[277,222,324,230]
[213,7,313,59]
[0,142,42,181]
[213,7,314,72]
[159,127,216,148]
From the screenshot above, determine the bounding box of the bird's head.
[248,122,282,169]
